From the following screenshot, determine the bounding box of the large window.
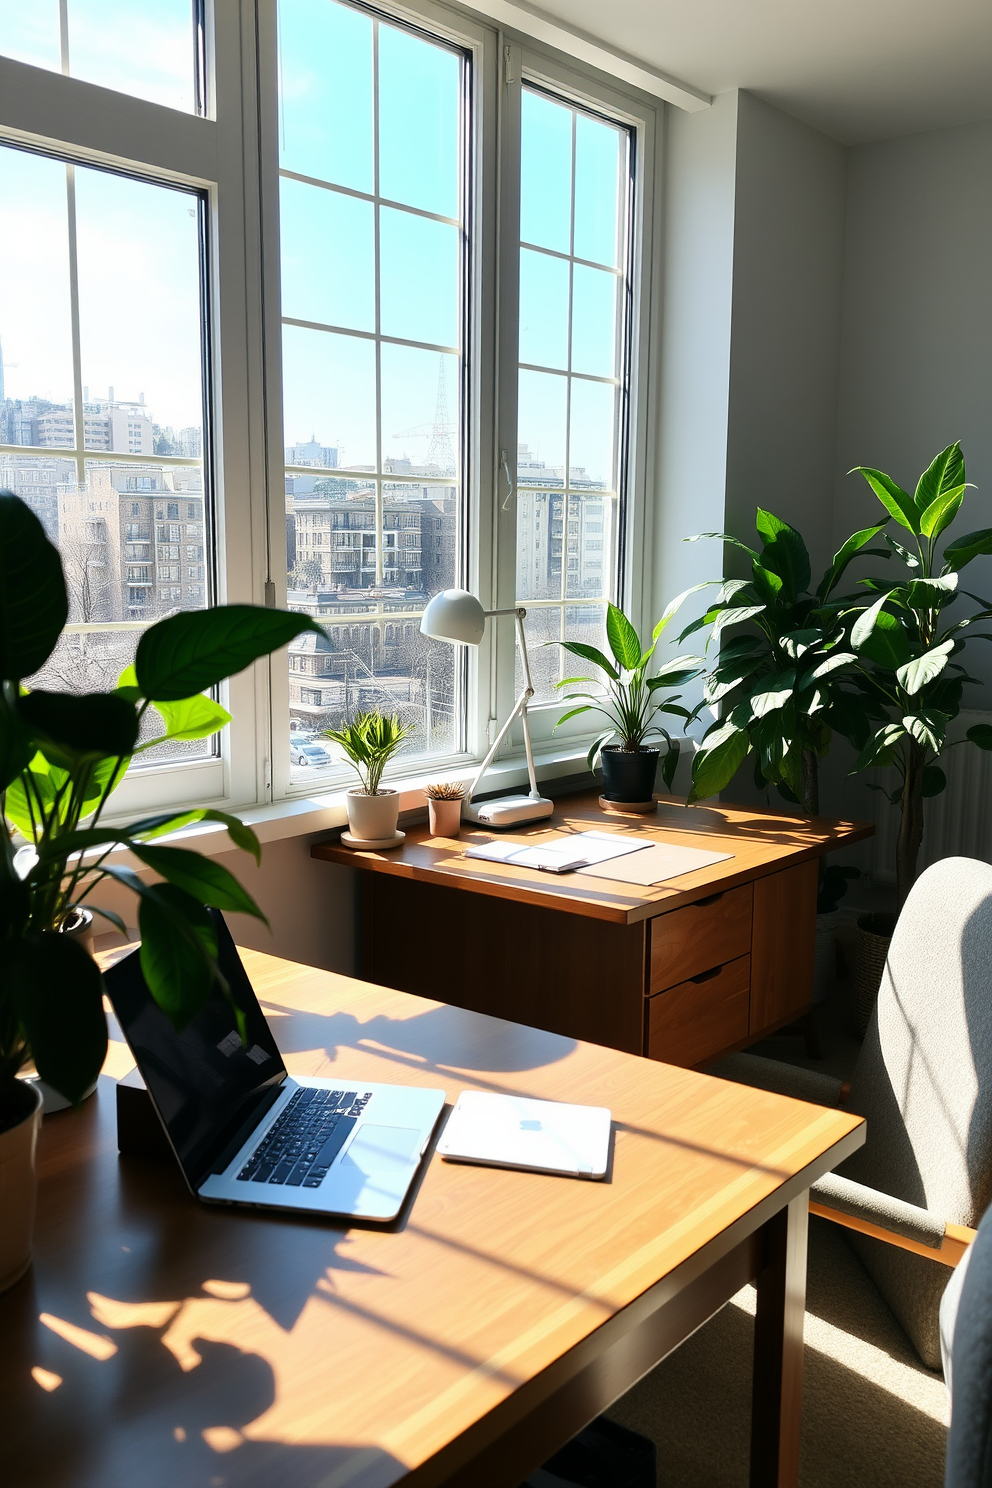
[0,2,654,814]
[277,0,468,782]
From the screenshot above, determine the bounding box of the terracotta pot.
[346,787,400,842]
[0,1079,43,1293]
[600,746,659,804]
[428,797,462,837]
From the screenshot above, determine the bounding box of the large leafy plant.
[844,442,992,907]
[552,601,704,787]
[0,492,324,1118]
[324,711,413,795]
[681,510,887,813]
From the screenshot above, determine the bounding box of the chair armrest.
[810,1172,976,1267]
[705,1052,848,1108]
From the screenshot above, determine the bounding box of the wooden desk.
[312,791,872,1066]
[3,950,863,1488]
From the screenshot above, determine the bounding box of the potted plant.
[552,602,704,808]
[424,781,466,837]
[0,491,325,1290]
[845,442,992,908]
[324,711,414,845]
[679,509,888,812]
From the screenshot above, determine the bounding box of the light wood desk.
[313,791,873,1066]
[3,949,863,1488]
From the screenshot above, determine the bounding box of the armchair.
[707,856,992,1370]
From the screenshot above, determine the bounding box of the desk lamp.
[420,589,554,827]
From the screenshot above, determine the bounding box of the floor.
[605,959,950,1487]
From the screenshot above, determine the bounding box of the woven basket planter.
[854,912,897,1037]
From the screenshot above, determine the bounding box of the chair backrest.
[845,857,992,1230]
[943,1202,992,1488]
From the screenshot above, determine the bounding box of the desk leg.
[749,1192,808,1488]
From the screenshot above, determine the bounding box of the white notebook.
[437,1091,612,1180]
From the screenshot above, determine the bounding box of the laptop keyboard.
[236,1086,373,1188]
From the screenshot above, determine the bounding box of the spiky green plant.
[324,711,414,796]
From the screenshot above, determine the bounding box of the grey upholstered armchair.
[941,1199,992,1487]
[707,855,992,1371]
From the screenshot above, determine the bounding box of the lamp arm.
[466,606,542,804]
[467,688,531,802]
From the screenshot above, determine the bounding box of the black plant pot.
[600,746,659,803]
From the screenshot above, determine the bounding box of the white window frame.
[0,1,660,819]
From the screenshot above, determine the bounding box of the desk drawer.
[647,955,750,1067]
[649,884,752,993]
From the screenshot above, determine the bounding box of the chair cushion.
[944,1203,992,1487]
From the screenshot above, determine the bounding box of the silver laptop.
[104,915,445,1222]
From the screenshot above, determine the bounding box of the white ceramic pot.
[0,1080,43,1293]
[346,788,400,842]
[428,797,462,837]
[61,906,95,957]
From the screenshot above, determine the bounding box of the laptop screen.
[104,913,286,1185]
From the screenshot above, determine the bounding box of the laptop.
[103,913,446,1222]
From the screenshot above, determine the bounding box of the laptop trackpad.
[341,1126,421,1175]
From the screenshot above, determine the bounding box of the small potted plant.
[553,602,704,809]
[324,711,413,846]
[424,781,466,837]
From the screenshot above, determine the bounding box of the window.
[2,1,654,815]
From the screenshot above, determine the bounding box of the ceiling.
[533,0,992,144]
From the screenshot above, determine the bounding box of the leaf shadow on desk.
[261,999,578,1075]
[6,1271,402,1488]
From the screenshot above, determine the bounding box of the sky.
[0,0,627,487]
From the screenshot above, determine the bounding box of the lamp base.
[464,794,554,828]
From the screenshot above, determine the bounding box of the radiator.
[872,709,992,883]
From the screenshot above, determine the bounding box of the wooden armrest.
[809,1200,977,1267]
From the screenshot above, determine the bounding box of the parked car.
[290,740,332,768]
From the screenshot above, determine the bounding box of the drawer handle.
[693,892,725,908]
[690,965,723,983]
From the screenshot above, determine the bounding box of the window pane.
[0,0,60,70]
[378,23,460,219]
[520,90,571,254]
[278,0,373,192]
[75,167,204,456]
[66,0,198,113]
[564,495,612,599]
[0,146,75,446]
[279,179,374,333]
[278,0,467,780]
[516,605,562,704]
[518,250,568,371]
[517,370,566,474]
[574,115,623,267]
[282,326,377,471]
[516,490,564,602]
[569,379,615,490]
[379,208,459,349]
[570,265,617,379]
[380,346,459,476]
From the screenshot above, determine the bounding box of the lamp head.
[420,589,486,646]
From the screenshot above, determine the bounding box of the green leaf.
[684,532,760,563]
[810,651,858,680]
[914,441,965,512]
[906,574,959,609]
[966,724,992,751]
[554,705,593,727]
[779,629,821,660]
[135,605,325,702]
[749,670,796,717]
[661,739,680,790]
[129,844,268,922]
[586,730,615,771]
[0,492,68,680]
[136,883,220,1030]
[754,510,811,598]
[605,604,642,671]
[883,532,921,570]
[16,690,140,762]
[559,641,619,682]
[648,655,705,687]
[816,523,889,602]
[902,710,949,753]
[710,605,766,641]
[8,933,107,1103]
[858,611,912,669]
[749,563,784,604]
[854,467,920,534]
[896,640,954,696]
[823,691,874,749]
[920,484,966,541]
[850,594,889,650]
[651,582,715,640]
[853,723,907,771]
[943,529,992,572]
[0,694,34,793]
[921,765,947,797]
[688,722,750,802]
[142,692,232,747]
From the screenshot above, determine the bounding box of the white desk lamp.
[420,589,554,827]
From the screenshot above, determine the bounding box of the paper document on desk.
[464,830,650,871]
[575,841,733,885]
